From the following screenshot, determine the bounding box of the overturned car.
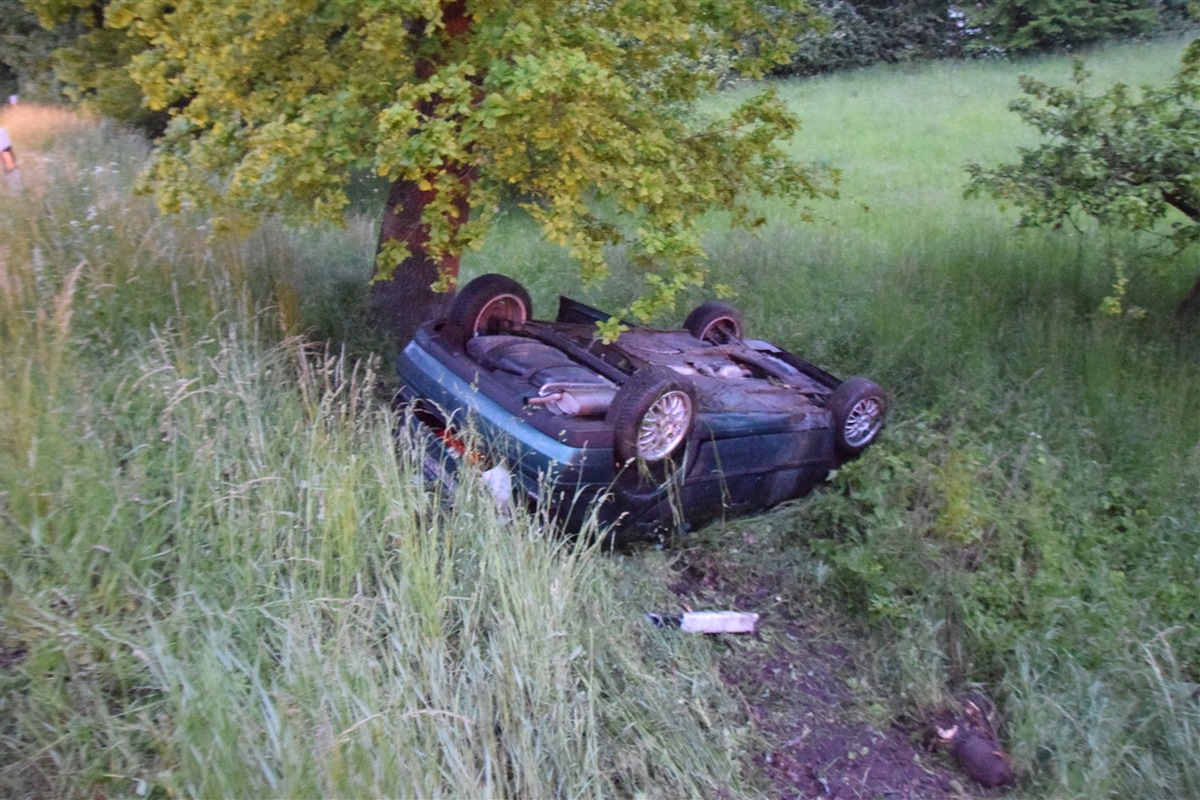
[396,273,887,543]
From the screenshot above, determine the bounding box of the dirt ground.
[665,541,1005,800]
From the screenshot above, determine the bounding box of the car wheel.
[684,301,744,344]
[608,366,695,474]
[828,377,888,456]
[449,273,532,338]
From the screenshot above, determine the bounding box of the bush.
[773,1,961,76]
[964,0,1167,54]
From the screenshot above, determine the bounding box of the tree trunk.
[1176,273,1200,334]
[366,169,472,347]
[366,0,473,348]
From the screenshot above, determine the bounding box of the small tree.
[29,0,835,343]
[967,39,1200,324]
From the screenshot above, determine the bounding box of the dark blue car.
[396,274,887,544]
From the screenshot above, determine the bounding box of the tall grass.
[0,107,753,798]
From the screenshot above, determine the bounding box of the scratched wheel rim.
[636,389,693,461]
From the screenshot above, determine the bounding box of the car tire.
[828,377,888,456]
[608,366,696,479]
[684,301,744,344]
[449,273,532,338]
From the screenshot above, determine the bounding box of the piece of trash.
[934,692,1015,790]
[936,723,1015,788]
[646,611,759,634]
[480,464,513,516]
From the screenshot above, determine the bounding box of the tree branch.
[1163,191,1200,225]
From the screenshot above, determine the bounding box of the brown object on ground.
[934,693,1015,789]
[936,724,1016,789]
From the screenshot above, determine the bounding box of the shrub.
[773,1,961,76]
[964,0,1166,54]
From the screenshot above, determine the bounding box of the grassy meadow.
[3,34,1199,799]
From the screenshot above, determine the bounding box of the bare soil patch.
[664,538,999,799]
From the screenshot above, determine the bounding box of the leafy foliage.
[49,25,168,136]
[0,1,168,133]
[0,0,71,101]
[964,0,1166,54]
[803,412,1199,684]
[25,0,838,322]
[772,0,961,76]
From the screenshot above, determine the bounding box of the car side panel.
[680,426,835,520]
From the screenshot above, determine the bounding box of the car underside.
[396,274,887,543]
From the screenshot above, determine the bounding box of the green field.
[2,36,1198,799]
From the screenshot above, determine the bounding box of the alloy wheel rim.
[844,397,883,448]
[636,390,692,460]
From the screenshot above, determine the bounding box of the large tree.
[28,0,834,344]
[967,39,1200,325]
